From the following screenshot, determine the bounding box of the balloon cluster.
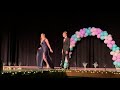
[69,27,120,68]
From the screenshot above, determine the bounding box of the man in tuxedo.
[60,31,70,69]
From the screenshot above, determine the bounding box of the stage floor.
[2,66,120,78]
[3,66,117,71]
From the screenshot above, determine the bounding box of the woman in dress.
[36,33,54,69]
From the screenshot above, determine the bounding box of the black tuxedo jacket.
[63,37,70,52]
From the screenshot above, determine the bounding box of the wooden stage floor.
[2,66,120,78]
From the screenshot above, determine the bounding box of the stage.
[1,66,120,79]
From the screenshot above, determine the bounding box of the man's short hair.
[63,31,67,34]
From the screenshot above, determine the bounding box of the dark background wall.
[0,12,120,68]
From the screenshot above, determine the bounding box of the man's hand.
[62,49,63,54]
[66,51,68,54]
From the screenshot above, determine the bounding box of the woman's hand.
[38,47,41,50]
[50,49,53,53]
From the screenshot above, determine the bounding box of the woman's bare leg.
[43,53,50,68]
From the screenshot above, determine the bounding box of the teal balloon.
[72,34,77,38]
[86,29,90,33]
[70,48,73,51]
[112,47,116,51]
[103,31,108,36]
[100,36,104,40]
[113,61,117,66]
[77,38,81,41]
[88,33,92,36]
[118,63,120,67]
[85,28,87,32]
[113,61,120,68]
[115,62,120,68]
[87,28,91,34]
[116,47,120,50]
[113,61,116,65]
[71,35,74,38]
[100,32,104,36]
[85,33,88,36]
[74,38,78,41]
[74,35,77,39]
[112,44,117,48]
[88,27,91,30]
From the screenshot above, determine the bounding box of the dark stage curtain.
[1,31,38,66]
[70,36,114,68]
[0,31,114,68]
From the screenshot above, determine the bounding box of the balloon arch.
[69,27,120,68]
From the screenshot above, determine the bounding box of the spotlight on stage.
[3,62,6,70]
[8,62,11,70]
[18,62,22,70]
[104,64,107,71]
[82,62,88,70]
[13,63,16,70]
[3,62,5,66]
[93,62,98,68]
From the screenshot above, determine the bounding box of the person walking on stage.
[60,31,70,69]
[36,33,54,69]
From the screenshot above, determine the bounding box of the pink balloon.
[117,54,120,59]
[91,27,96,32]
[95,29,99,35]
[104,40,108,44]
[97,28,102,33]
[76,32,81,38]
[84,34,87,37]
[70,38,74,41]
[79,29,83,32]
[80,34,84,38]
[111,41,115,44]
[116,59,120,62]
[97,34,101,38]
[110,51,114,55]
[82,31,85,34]
[70,41,76,45]
[107,40,111,44]
[104,36,108,40]
[107,44,113,49]
[112,56,117,61]
[72,44,75,47]
[91,32,96,36]
[70,46,73,49]
[108,37,112,41]
[82,28,86,32]
[112,51,115,55]
[78,32,81,35]
[114,53,118,56]
[77,35,80,38]
[70,44,74,47]
[90,28,94,32]
[80,30,84,35]
[108,34,112,37]
[115,50,120,53]
[75,31,80,35]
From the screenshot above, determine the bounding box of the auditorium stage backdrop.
[0,12,120,68]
